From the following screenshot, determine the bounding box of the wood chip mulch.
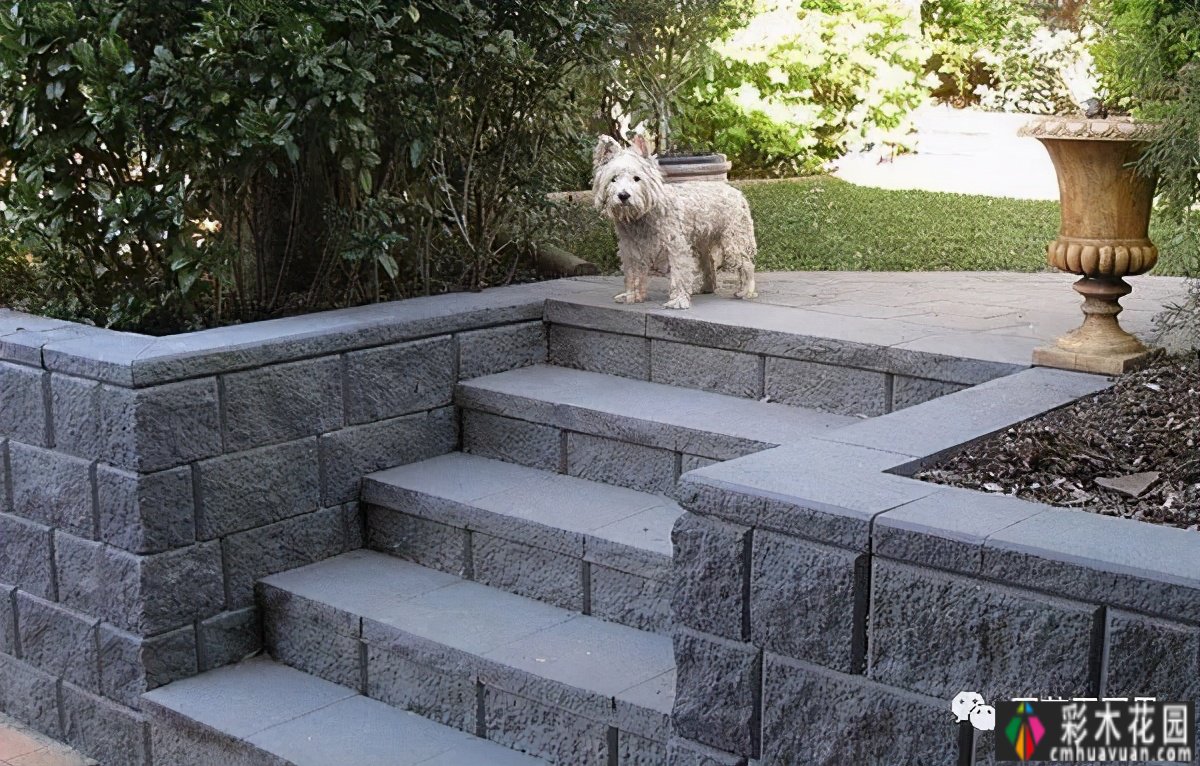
[916,352,1200,530]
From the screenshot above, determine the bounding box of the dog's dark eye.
[633,176,641,182]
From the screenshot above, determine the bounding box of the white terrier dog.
[592,135,757,309]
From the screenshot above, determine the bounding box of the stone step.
[457,364,854,489]
[143,656,545,766]
[257,550,676,766]
[363,452,679,633]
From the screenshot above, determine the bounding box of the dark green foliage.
[552,178,1193,276]
[598,0,755,154]
[0,0,615,332]
[1091,0,1200,329]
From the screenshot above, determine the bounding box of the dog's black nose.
[617,192,631,202]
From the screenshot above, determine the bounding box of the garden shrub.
[1090,0,1200,333]
[0,0,615,333]
[597,0,754,154]
[673,0,931,176]
[921,0,1091,113]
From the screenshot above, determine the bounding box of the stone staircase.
[141,359,857,765]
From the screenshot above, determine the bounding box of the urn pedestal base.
[1032,276,1155,375]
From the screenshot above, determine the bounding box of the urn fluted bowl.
[1019,116,1159,374]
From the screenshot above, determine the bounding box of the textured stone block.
[0,653,62,738]
[0,513,55,598]
[1104,611,1200,705]
[52,531,105,616]
[892,375,967,411]
[873,487,1046,575]
[458,321,547,380]
[981,507,1200,620]
[666,737,747,766]
[198,608,261,671]
[681,454,719,474]
[0,362,50,446]
[366,643,475,732]
[366,507,469,577]
[223,357,342,451]
[16,591,100,691]
[868,559,1098,701]
[761,653,957,766]
[50,373,104,457]
[463,409,561,471]
[61,682,149,766]
[8,443,94,538]
[223,507,352,608]
[319,407,457,505]
[473,532,583,611]
[148,709,287,766]
[99,624,197,709]
[566,433,676,494]
[196,438,320,539]
[484,686,609,766]
[750,530,859,671]
[344,336,455,425]
[651,341,762,399]
[261,587,361,690]
[672,513,748,641]
[672,629,760,756]
[55,534,226,635]
[101,379,223,472]
[96,464,195,554]
[549,325,650,380]
[764,357,888,416]
[621,732,669,765]
[545,297,648,336]
[590,565,672,634]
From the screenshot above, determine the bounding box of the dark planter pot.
[657,153,732,184]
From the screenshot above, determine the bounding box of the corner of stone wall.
[0,293,553,764]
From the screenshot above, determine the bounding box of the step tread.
[458,364,854,447]
[144,656,544,765]
[260,550,675,715]
[364,452,679,559]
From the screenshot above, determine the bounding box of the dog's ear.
[631,134,652,158]
[593,135,622,169]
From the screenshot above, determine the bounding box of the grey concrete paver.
[559,272,1193,366]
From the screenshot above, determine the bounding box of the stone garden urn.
[1020,117,1159,374]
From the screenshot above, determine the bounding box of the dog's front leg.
[664,265,693,310]
[614,269,648,304]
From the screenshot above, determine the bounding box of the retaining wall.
[667,367,1200,766]
[0,281,591,764]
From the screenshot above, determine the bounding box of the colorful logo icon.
[1005,701,1046,761]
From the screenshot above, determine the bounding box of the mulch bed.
[916,352,1199,530]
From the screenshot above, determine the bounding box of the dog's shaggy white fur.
[592,135,757,310]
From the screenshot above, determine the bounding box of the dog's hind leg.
[699,248,718,295]
[735,258,757,300]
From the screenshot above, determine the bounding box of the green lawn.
[552,176,1191,276]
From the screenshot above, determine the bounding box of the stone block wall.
[0,285,565,765]
[667,373,1200,766]
[544,298,1020,417]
